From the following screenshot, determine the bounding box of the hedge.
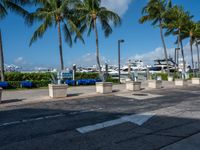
[3,72,100,81]
[75,72,99,80]
[4,72,53,81]
[150,73,170,80]
[7,80,51,89]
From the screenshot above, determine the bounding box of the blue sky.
[0,0,200,69]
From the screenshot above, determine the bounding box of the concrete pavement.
[0,81,200,149]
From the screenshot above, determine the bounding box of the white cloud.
[101,0,132,16]
[14,57,27,65]
[130,43,199,67]
[70,52,112,67]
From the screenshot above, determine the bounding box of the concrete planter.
[148,80,162,89]
[191,78,200,85]
[96,82,113,94]
[168,76,174,82]
[49,84,68,98]
[126,81,141,91]
[174,79,187,86]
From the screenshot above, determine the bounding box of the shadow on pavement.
[0,90,200,150]
[0,99,24,104]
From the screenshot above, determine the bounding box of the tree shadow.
[0,92,200,150]
[67,93,84,97]
[0,99,24,104]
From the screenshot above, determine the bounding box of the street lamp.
[175,48,180,72]
[118,39,125,83]
[175,48,180,65]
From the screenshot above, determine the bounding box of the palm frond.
[29,18,51,46]
[63,22,73,47]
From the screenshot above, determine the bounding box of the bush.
[106,76,118,83]
[2,72,101,89]
[4,72,52,81]
[6,80,50,89]
[8,81,21,88]
[3,72,99,81]
[75,72,99,80]
[32,80,51,88]
[156,73,168,81]
[151,73,168,81]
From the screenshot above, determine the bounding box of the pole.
[0,30,5,82]
[174,48,176,65]
[118,41,121,84]
[73,64,76,80]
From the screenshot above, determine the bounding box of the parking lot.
[0,84,200,150]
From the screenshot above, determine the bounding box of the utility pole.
[118,39,124,83]
[0,30,5,82]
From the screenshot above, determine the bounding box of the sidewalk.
[0,81,196,109]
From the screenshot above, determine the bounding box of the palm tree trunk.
[178,29,186,79]
[93,19,101,74]
[57,21,64,70]
[0,30,5,82]
[159,21,170,77]
[189,38,195,76]
[196,41,200,75]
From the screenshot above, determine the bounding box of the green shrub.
[75,72,99,80]
[6,80,50,89]
[4,72,52,81]
[3,72,100,82]
[157,73,168,80]
[106,76,118,83]
[8,81,21,88]
[32,80,51,87]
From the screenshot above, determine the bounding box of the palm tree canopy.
[76,0,121,37]
[182,21,200,43]
[28,0,83,46]
[0,0,29,20]
[139,0,172,26]
[164,5,193,37]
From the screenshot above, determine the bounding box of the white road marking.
[0,108,103,128]
[77,118,125,134]
[0,121,21,127]
[121,112,156,125]
[76,112,155,134]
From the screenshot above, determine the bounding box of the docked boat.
[148,58,177,73]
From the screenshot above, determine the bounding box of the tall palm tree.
[195,38,200,74]
[182,21,200,76]
[29,0,83,71]
[165,6,192,77]
[0,0,29,81]
[139,0,172,77]
[76,0,121,76]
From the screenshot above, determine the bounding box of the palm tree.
[76,0,121,76]
[182,21,200,76]
[0,0,29,81]
[139,0,172,77]
[195,38,200,74]
[165,6,192,77]
[29,0,83,71]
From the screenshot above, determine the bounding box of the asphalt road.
[1,86,200,150]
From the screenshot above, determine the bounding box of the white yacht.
[148,58,177,73]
